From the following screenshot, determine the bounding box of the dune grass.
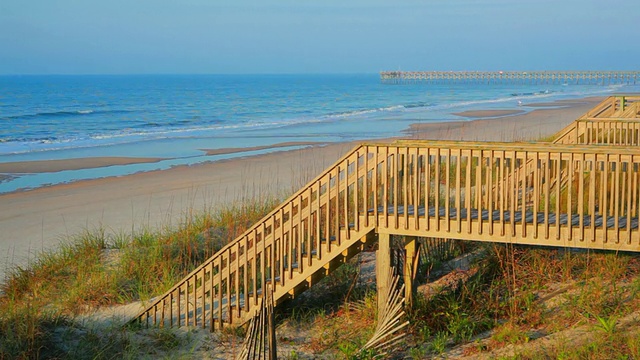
[0,195,281,359]
[3,188,640,359]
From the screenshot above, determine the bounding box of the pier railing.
[132,139,640,331]
[380,71,640,85]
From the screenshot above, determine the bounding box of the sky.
[1,0,639,75]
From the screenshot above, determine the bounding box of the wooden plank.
[435,148,441,231]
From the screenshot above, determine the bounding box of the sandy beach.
[0,97,602,280]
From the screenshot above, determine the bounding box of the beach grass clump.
[117,195,281,301]
[305,292,379,358]
[0,194,282,359]
[402,243,640,357]
[273,254,384,358]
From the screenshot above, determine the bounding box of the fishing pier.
[380,71,640,85]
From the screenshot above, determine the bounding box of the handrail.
[133,139,640,331]
[136,145,358,306]
[132,96,640,332]
[553,96,640,145]
[132,143,380,329]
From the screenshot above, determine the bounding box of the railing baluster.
[283,202,295,280]
[133,127,640,332]
[445,149,451,233]
[393,148,399,230]
[403,147,409,230]
[603,155,609,244]
[626,156,633,244]
[510,151,516,237]
[315,180,322,261]
[383,147,389,229]
[465,150,472,235]
[614,154,621,242]
[476,150,483,235]
[500,151,506,237]
[306,187,313,269]
[411,148,419,230]
[488,151,494,236]
[578,153,585,242]
[343,159,350,241]
[455,149,462,233]
[533,152,539,240]
[335,164,341,245]
[521,151,527,239]
[435,148,441,232]
[567,152,573,241]
[424,148,430,231]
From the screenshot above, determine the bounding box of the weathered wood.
[403,237,416,307]
[130,95,640,332]
[377,232,391,312]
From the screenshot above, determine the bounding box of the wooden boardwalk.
[380,71,640,85]
[553,95,640,144]
[131,95,640,332]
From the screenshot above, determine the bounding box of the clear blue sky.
[1,0,638,75]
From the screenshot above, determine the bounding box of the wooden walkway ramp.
[131,96,640,331]
[553,95,640,145]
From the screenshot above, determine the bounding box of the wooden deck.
[553,95,640,145]
[380,71,640,85]
[131,95,640,332]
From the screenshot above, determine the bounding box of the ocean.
[0,74,636,193]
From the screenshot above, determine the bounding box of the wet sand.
[0,96,603,280]
[452,109,524,118]
[0,157,166,174]
[202,141,325,156]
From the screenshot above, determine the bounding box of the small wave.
[326,105,404,119]
[1,109,133,121]
[136,122,161,129]
[510,90,554,97]
[404,101,432,109]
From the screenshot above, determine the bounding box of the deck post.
[376,232,391,312]
[404,236,417,308]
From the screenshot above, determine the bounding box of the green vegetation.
[0,195,280,359]
[2,190,640,358]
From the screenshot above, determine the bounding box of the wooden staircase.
[553,95,640,145]
[131,95,640,331]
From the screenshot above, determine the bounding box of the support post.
[376,232,391,312]
[403,236,417,308]
[267,285,277,360]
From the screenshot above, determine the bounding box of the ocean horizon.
[1,74,637,193]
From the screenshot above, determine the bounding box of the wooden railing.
[553,96,640,145]
[381,141,640,250]
[132,144,379,330]
[132,140,640,330]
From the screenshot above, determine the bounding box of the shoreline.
[451,109,524,118]
[0,156,166,174]
[0,96,603,280]
[202,141,326,156]
[0,142,327,175]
